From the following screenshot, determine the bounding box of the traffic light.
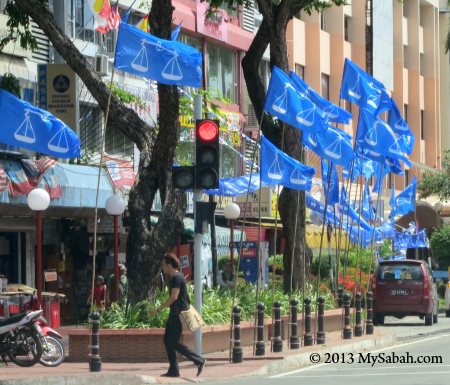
[195,119,220,189]
[172,165,195,189]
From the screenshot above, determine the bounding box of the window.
[206,43,238,103]
[404,169,409,187]
[344,15,350,42]
[345,99,352,114]
[420,110,424,140]
[321,73,329,100]
[80,105,103,156]
[75,0,96,42]
[404,104,408,122]
[320,12,326,31]
[295,64,304,79]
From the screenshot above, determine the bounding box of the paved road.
[201,314,450,385]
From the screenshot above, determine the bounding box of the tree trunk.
[242,0,308,292]
[15,0,186,303]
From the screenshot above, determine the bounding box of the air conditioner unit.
[95,54,109,76]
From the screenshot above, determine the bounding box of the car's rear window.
[377,264,423,280]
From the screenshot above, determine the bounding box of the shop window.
[206,43,238,103]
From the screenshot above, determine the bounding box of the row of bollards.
[230,291,375,363]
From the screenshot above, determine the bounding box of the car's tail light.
[423,270,430,299]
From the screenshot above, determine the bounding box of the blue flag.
[361,181,376,221]
[387,99,413,137]
[171,22,182,40]
[289,71,352,124]
[205,174,269,196]
[389,176,417,219]
[260,135,315,190]
[340,58,391,114]
[306,193,340,227]
[321,159,339,205]
[0,89,80,158]
[264,66,329,133]
[303,125,355,168]
[114,21,202,87]
[357,110,409,165]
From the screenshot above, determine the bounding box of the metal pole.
[89,312,101,372]
[36,211,42,307]
[230,219,234,263]
[255,303,265,356]
[113,215,119,303]
[193,94,203,356]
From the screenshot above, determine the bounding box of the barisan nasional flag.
[356,110,410,165]
[290,71,352,124]
[114,21,202,87]
[321,159,339,205]
[340,58,391,115]
[0,89,80,158]
[389,176,417,219]
[303,125,354,168]
[260,135,315,190]
[264,66,329,133]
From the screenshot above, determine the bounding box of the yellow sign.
[41,64,77,131]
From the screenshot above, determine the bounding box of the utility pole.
[193,94,203,355]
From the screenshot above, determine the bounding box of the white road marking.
[270,334,450,378]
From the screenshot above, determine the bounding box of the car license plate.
[390,289,409,295]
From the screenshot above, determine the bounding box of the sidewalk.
[0,329,396,385]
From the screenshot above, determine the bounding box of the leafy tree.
[207,0,346,291]
[5,0,185,303]
[418,149,450,200]
[430,225,450,267]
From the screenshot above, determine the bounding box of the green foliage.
[0,73,21,97]
[418,150,450,200]
[340,245,374,273]
[105,81,145,110]
[268,254,283,271]
[0,1,43,52]
[310,256,335,276]
[99,281,335,329]
[430,225,450,266]
[436,282,447,299]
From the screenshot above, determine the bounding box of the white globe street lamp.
[105,195,126,303]
[27,188,50,306]
[224,203,241,264]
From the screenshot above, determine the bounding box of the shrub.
[430,225,450,267]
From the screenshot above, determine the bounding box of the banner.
[104,155,136,192]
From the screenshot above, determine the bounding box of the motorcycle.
[36,315,64,367]
[21,292,65,367]
[0,309,43,367]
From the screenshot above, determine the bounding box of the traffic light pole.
[193,94,203,356]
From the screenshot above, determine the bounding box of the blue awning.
[48,163,114,209]
[0,161,115,217]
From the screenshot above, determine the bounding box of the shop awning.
[0,162,115,218]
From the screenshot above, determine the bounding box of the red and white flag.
[0,166,9,193]
[96,1,121,34]
[35,157,57,176]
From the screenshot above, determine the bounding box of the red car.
[372,259,438,326]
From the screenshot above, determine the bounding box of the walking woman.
[149,252,206,377]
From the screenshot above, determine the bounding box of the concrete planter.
[63,309,344,362]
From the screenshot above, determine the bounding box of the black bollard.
[354,293,363,337]
[365,292,374,335]
[337,288,344,308]
[255,303,265,356]
[289,299,300,349]
[232,306,243,363]
[303,298,313,346]
[316,297,326,344]
[272,301,283,352]
[89,311,101,372]
[343,293,352,339]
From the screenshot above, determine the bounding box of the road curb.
[248,334,397,377]
[0,373,158,385]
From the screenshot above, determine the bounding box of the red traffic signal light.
[197,120,219,142]
[195,119,220,189]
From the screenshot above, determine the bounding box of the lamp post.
[224,203,240,264]
[27,188,50,307]
[105,195,125,303]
